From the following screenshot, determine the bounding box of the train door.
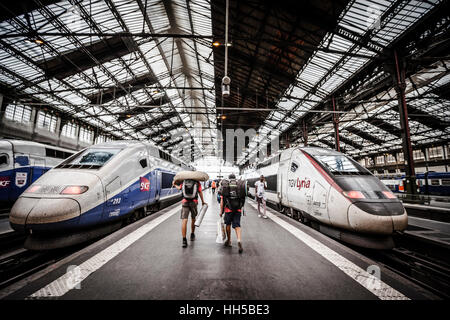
[155,171,162,202]
[10,153,30,202]
[278,160,288,205]
[103,176,122,219]
[287,149,307,209]
[279,149,293,206]
[0,150,13,205]
[311,182,330,222]
[30,157,46,183]
[128,150,151,210]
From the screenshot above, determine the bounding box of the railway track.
[0,197,181,292]
[358,233,450,299]
[263,198,450,298]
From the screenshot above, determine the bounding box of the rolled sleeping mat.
[173,171,209,184]
[194,203,208,227]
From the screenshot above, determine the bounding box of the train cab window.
[139,159,148,168]
[0,154,8,167]
[60,148,121,168]
[290,162,298,172]
[314,155,369,175]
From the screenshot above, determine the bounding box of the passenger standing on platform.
[255,175,268,219]
[211,180,216,194]
[220,174,246,253]
[173,179,206,248]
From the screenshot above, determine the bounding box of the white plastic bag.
[215,216,226,244]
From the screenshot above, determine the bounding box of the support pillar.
[393,51,417,196]
[302,120,308,146]
[443,145,448,172]
[332,96,340,152]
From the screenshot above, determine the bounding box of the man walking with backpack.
[220,174,246,253]
[174,179,206,248]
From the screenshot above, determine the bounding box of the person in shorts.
[255,175,268,219]
[220,174,244,253]
[174,180,206,248]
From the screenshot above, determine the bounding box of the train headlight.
[60,186,89,195]
[343,190,365,199]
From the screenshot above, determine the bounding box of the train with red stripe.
[243,147,408,249]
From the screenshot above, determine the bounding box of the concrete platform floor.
[1,189,438,300]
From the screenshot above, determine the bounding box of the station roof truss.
[232,0,450,166]
[0,0,448,165]
[0,0,217,161]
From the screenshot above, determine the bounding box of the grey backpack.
[182,179,198,200]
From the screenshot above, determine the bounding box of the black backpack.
[221,179,246,211]
[182,179,198,200]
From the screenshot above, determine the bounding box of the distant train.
[243,147,408,249]
[0,139,75,208]
[9,141,193,250]
[379,172,450,196]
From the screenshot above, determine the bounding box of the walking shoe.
[238,242,243,254]
[224,239,231,247]
[263,215,268,219]
[258,214,261,218]
[182,238,188,248]
[190,232,195,241]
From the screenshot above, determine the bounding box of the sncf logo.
[0,177,10,188]
[288,178,311,190]
[140,177,150,191]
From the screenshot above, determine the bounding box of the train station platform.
[0,189,438,300]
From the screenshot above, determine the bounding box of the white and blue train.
[9,140,192,249]
[379,172,450,196]
[0,139,75,209]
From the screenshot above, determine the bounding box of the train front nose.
[10,197,81,232]
[347,201,408,234]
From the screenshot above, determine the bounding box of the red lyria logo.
[289,178,311,190]
[296,178,310,190]
[140,177,150,191]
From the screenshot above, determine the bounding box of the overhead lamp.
[212,41,220,47]
[220,115,227,120]
[28,37,44,45]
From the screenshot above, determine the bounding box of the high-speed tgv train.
[0,139,75,209]
[9,141,192,250]
[243,147,408,249]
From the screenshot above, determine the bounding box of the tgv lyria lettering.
[288,178,311,190]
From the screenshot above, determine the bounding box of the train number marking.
[111,198,121,205]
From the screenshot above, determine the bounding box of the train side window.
[442,179,450,186]
[290,161,298,172]
[0,154,8,167]
[431,179,440,186]
[139,159,148,168]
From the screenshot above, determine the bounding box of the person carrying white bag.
[215,215,227,244]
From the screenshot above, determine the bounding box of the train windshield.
[314,155,368,175]
[61,148,121,168]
